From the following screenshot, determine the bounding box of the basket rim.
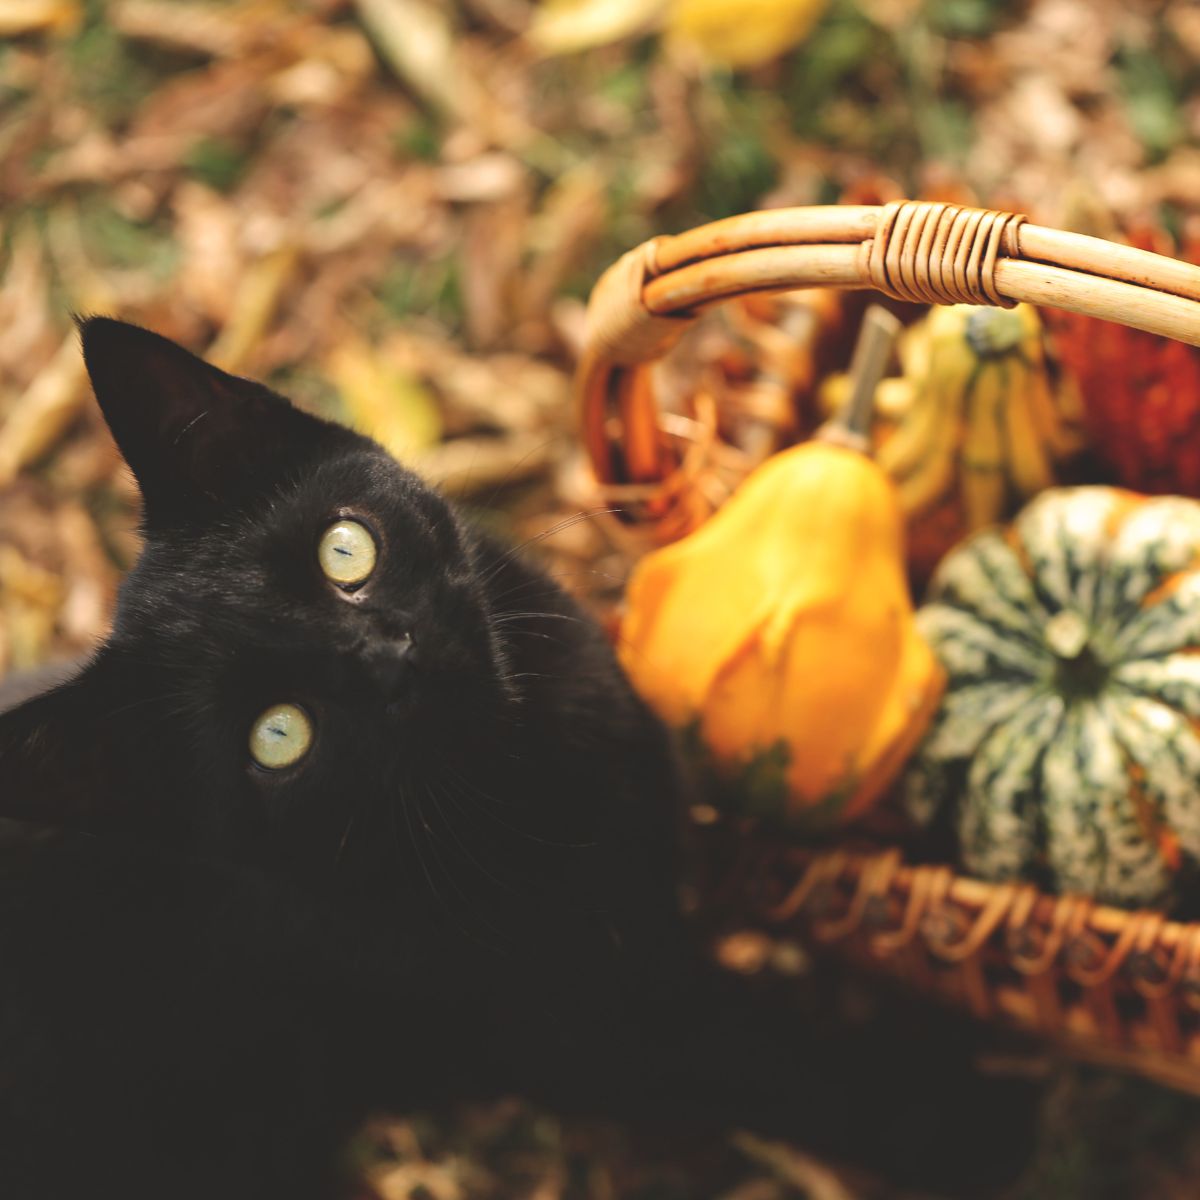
[578,199,1200,488]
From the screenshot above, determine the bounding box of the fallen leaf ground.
[3,1,1200,1196]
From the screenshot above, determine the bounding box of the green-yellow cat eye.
[318,518,377,587]
[249,703,313,770]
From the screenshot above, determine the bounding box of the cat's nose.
[362,635,414,698]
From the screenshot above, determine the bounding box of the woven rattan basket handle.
[579,200,1200,489]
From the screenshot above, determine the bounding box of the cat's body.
[0,320,686,1198]
[0,321,1046,1200]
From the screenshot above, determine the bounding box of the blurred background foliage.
[3,0,1200,1196]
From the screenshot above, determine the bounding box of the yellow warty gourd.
[619,436,944,824]
[877,303,1085,579]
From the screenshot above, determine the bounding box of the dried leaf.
[0,227,56,383]
[528,0,667,55]
[435,153,527,204]
[207,244,300,374]
[173,181,243,324]
[0,336,90,487]
[461,0,531,35]
[109,0,272,56]
[44,202,121,313]
[56,502,115,646]
[459,197,528,347]
[377,326,568,432]
[416,432,554,496]
[355,0,466,121]
[324,337,443,463]
[0,0,80,36]
[667,0,829,67]
[515,164,606,342]
[0,543,63,672]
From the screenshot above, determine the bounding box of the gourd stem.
[817,304,901,452]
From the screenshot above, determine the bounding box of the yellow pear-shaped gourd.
[619,363,944,824]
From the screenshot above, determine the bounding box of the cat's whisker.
[490,620,581,654]
[475,509,619,588]
[428,435,562,519]
[430,785,605,916]
[422,784,523,899]
[496,627,564,645]
[332,809,357,870]
[493,636,567,662]
[394,787,445,918]
[486,579,562,607]
[398,790,500,952]
[491,607,590,623]
[410,792,466,887]
[487,568,621,607]
[477,435,561,514]
[442,766,598,851]
[400,784,461,900]
[413,787,512,952]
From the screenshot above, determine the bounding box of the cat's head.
[79,318,513,885]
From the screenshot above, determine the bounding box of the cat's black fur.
[0,321,1045,1199]
[0,319,687,1198]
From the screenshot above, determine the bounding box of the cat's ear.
[80,317,328,526]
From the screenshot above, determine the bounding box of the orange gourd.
[618,420,944,825]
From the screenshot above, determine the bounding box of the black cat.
[0,318,687,1199]
[0,320,1046,1200]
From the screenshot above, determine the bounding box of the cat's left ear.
[80,317,331,527]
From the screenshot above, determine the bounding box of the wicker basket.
[576,199,1200,1096]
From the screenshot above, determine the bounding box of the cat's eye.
[318,519,377,588]
[249,703,313,770]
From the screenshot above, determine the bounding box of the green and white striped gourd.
[904,486,1200,906]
